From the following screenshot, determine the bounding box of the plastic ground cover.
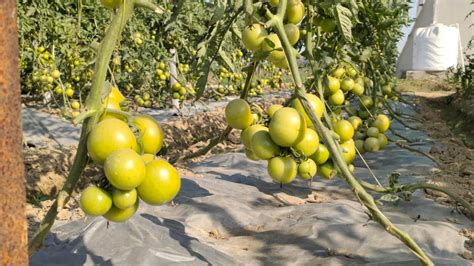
[28,100,472,265]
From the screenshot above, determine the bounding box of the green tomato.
[104,149,146,190]
[341,78,355,92]
[267,156,298,184]
[372,114,390,133]
[311,144,330,165]
[333,120,354,142]
[355,139,365,154]
[269,107,306,147]
[377,133,388,149]
[352,83,364,96]
[112,188,138,210]
[293,128,320,156]
[137,159,181,205]
[242,24,268,51]
[366,127,380,138]
[250,130,281,160]
[291,93,325,126]
[133,115,164,155]
[267,104,283,118]
[298,159,317,180]
[329,89,345,106]
[286,1,305,24]
[225,99,253,130]
[326,76,340,94]
[340,139,356,163]
[87,119,138,165]
[347,116,362,131]
[364,137,380,152]
[240,124,267,148]
[80,185,112,216]
[284,23,300,45]
[103,200,139,223]
[319,161,337,180]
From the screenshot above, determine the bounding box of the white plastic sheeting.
[412,24,460,71]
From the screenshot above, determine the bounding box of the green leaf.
[218,50,236,72]
[335,4,353,42]
[380,194,400,203]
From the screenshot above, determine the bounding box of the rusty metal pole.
[0,0,28,265]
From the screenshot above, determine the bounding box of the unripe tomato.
[311,144,330,165]
[104,149,146,190]
[334,120,354,142]
[360,96,374,109]
[348,116,362,131]
[365,125,379,137]
[250,130,281,160]
[141,153,155,164]
[80,186,112,216]
[340,140,356,163]
[109,87,126,103]
[87,118,138,165]
[101,0,121,9]
[298,158,317,180]
[103,200,139,223]
[284,23,300,45]
[240,124,267,148]
[54,86,62,95]
[51,70,61,79]
[137,159,180,205]
[352,83,364,96]
[378,133,388,149]
[347,66,358,76]
[245,148,260,161]
[71,100,80,110]
[112,188,138,210]
[65,88,74,97]
[225,99,253,130]
[291,93,325,126]
[269,107,306,147]
[329,90,345,106]
[355,139,365,153]
[319,161,337,180]
[332,68,345,78]
[267,104,283,118]
[341,78,355,92]
[133,115,164,155]
[382,85,392,95]
[326,76,340,93]
[364,137,380,152]
[286,1,305,24]
[262,34,285,62]
[267,156,298,184]
[320,18,337,33]
[242,24,268,51]
[293,128,319,156]
[273,57,289,69]
[373,114,390,133]
[269,0,279,7]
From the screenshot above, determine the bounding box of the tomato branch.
[268,0,433,264]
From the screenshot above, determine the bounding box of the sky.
[397,0,418,53]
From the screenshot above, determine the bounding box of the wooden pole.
[0,0,28,264]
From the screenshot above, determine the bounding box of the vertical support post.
[0,0,28,264]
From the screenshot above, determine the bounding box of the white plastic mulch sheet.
[31,107,472,265]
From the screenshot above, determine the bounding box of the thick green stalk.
[267,1,433,265]
[28,1,136,255]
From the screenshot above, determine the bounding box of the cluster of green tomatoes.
[80,88,181,222]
